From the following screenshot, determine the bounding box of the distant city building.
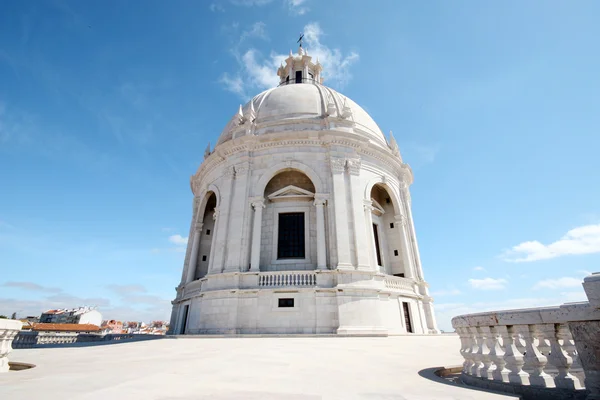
[100,320,123,334]
[39,306,102,326]
[31,323,101,333]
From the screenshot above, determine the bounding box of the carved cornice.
[363,199,374,212]
[194,131,412,193]
[213,208,220,221]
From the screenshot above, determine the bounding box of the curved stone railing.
[383,276,415,292]
[0,319,22,372]
[258,271,317,287]
[452,273,600,400]
[12,331,162,349]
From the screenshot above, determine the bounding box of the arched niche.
[260,169,317,271]
[369,183,404,276]
[255,161,323,197]
[194,191,217,280]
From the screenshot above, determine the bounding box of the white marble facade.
[169,46,439,335]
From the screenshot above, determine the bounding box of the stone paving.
[1,334,518,400]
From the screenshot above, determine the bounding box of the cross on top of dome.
[276,36,323,86]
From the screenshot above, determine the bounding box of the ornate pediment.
[268,185,315,202]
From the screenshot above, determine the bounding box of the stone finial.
[244,101,256,123]
[389,131,401,160]
[204,143,211,160]
[340,98,352,119]
[236,104,245,125]
[326,101,336,117]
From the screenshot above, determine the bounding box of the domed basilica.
[169,44,439,335]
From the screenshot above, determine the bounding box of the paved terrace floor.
[1,335,518,400]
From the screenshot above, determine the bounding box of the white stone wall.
[171,117,439,334]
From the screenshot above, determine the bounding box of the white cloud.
[302,22,359,87]
[231,0,274,5]
[533,277,583,290]
[287,0,309,15]
[209,3,225,12]
[220,73,245,97]
[1,281,62,293]
[240,22,269,43]
[473,266,485,271]
[468,277,507,290]
[220,22,359,99]
[503,223,600,262]
[168,234,188,246]
[434,292,586,332]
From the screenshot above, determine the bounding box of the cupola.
[276,43,323,86]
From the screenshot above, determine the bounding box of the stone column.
[314,195,328,270]
[363,200,377,271]
[249,197,265,272]
[0,319,22,372]
[185,223,203,283]
[394,214,414,279]
[330,158,352,268]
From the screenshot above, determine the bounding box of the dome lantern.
[277,43,323,86]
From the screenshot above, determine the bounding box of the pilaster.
[224,162,250,272]
[330,158,353,269]
[347,158,371,270]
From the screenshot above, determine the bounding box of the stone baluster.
[560,326,586,386]
[543,323,583,390]
[489,326,509,382]
[469,327,483,377]
[478,326,495,380]
[457,328,472,374]
[501,325,530,385]
[521,324,555,388]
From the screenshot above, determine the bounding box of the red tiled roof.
[32,323,101,332]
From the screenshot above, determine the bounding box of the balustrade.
[452,273,600,399]
[258,271,317,287]
[383,276,414,292]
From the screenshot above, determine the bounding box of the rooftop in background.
[1,335,516,400]
[31,323,101,332]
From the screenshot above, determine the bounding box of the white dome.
[217,83,388,147]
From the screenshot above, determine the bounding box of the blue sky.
[1,0,599,331]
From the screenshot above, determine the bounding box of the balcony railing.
[258,271,317,287]
[383,276,415,292]
[277,78,318,87]
[451,273,600,399]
